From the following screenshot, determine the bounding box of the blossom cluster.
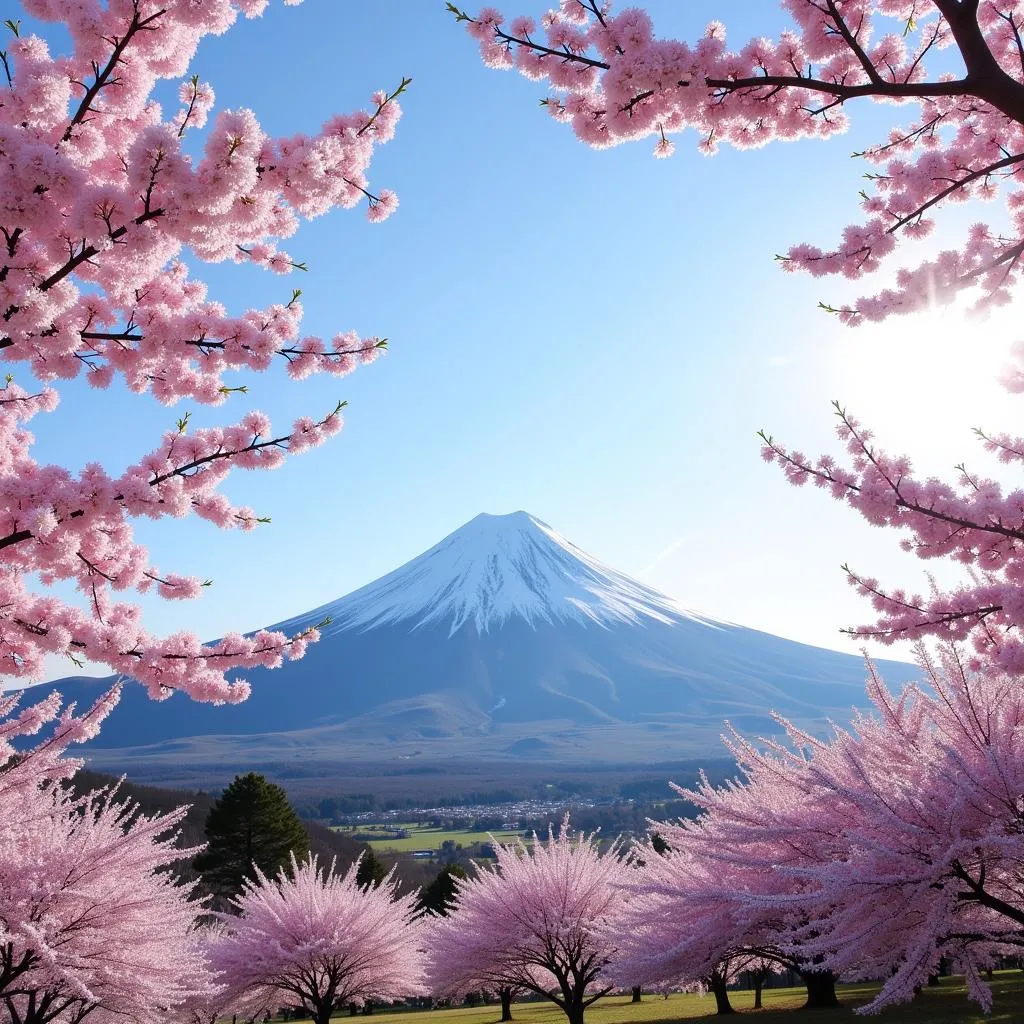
[0,682,120,800]
[456,1,1024,324]
[615,648,1024,1013]
[0,696,427,1024]
[0,0,403,700]
[762,402,1024,673]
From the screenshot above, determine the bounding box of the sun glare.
[833,303,1021,477]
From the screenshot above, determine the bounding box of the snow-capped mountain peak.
[44,510,922,767]
[307,511,705,636]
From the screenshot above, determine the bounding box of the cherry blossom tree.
[450,0,1024,703]
[740,957,782,1012]
[0,682,120,802]
[210,855,426,1024]
[698,954,780,1017]
[0,0,405,702]
[426,824,627,1024]
[761,402,1024,672]
[0,778,212,1024]
[422,905,523,1022]
[176,925,277,1024]
[611,842,823,1013]
[453,0,1024,325]
[626,645,1024,1014]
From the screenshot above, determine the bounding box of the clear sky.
[24,0,1024,680]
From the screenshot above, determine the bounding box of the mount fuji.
[41,511,921,771]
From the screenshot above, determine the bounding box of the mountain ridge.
[279,510,716,637]
[32,510,922,773]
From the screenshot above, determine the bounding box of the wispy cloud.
[642,536,689,575]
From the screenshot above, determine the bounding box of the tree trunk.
[500,989,513,1022]
[801,969,839,1009]
[754,979,764,1010]
[709,976,734,1015]
[564,999,586,1024]
[630,987,642,1004]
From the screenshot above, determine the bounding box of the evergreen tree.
[650,832,670,856]
[416,865,467,917]
[355,846,388,890]
[195,773,309,901]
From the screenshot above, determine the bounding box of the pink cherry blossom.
[762,402,1024,672]
[0,2,407,701]
[0,682,121,800]
[178,925,279,1024]
[210,855,427,1024]
[612,836,838,1012]
[621,646,1024,1014]
[454,2,1024,328]
[426,822,628,1024]
[0,778,214,1024]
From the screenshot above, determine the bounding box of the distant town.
[328,795,686,864]
[332,796,605,827]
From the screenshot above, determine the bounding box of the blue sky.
[24,1,1024,678]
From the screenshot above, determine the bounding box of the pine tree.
[650,832,670,856]
[416,864,467,916]
[195,773,309,901]
[355,847,388,890]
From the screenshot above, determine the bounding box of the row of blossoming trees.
[5,0,1024,1022]
[0,0,415,1021]
[441,0,1024,1016]
[7,686,1022,1024]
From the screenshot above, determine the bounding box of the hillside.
[67,770,369,886]
[37,512,920,782]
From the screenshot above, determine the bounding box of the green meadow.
[332,824,526,854]
[297,974,1024,1024]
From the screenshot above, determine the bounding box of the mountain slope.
[36,511,921,768]
[298,511,704,634]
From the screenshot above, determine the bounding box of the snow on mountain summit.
[43,510,922,764]
[309,511,707,636]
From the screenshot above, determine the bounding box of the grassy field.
[332,826,525,854]
[307,974,1024,1024]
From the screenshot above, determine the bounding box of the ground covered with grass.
[332,825,525,854]
[305,973,1024,1024]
